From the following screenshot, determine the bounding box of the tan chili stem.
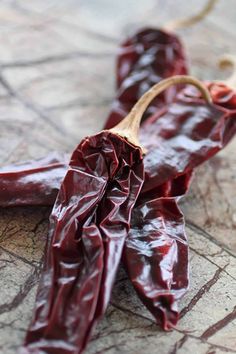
[218,55,236,90]
[110,75,212,152]
[164,0,217,32]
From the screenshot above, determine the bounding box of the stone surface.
[0,0,236,353]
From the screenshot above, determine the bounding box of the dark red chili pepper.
[123,80,236,329]
[21,131,144,354]
[19,77,211,353]
[104,0,217,130]
[104,27,188,130]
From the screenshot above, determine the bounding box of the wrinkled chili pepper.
[123,80,236,329]
[18,77,211,353]
[21,132,144,354]
[104,0,217,130]
[104,27,188,129]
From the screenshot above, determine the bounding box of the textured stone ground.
[0,1,236,353]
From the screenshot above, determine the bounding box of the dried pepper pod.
[123,60,236,330]
[19,76,211,354]
[105,0,217,129]
[104,27,187,130]
[19,138,143,352]
[22,133,144,354]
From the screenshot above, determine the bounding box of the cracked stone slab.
[87,305,184,354]
[0,206,49,264]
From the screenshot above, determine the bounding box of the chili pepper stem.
[218,55,236,90]
[109,75,212,153]
[164,0,217,32]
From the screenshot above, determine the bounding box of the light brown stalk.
[110,75,212,152]
[164,0,218,32]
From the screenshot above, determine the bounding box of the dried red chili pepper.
[22,132,144,354]
[117,55,235,330]
[104,0,217,129]
[19,77,211,354]
[104,28,188,130]
[123,78,236,329]
[125,195,189,329]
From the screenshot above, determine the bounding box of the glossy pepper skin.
[0,152,68,207]
[20,131,144,354]
[140,83,236,194]
[125,195,189,330]
[104,28,188,129]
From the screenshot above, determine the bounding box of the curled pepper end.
[218,54,236,90]
[164,0,217,32]
[144,294,179,331]
[109,75,212,153]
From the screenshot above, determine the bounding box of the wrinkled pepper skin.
[104,28,188,129]
[125,196,189,330]
[21,131,144,354]
[140,83,236,194]
[123,82,236,329]
[0,152,68,207]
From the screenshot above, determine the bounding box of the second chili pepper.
[123,78,236,329]
[105,0,217,129]
[104,27,188,129]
